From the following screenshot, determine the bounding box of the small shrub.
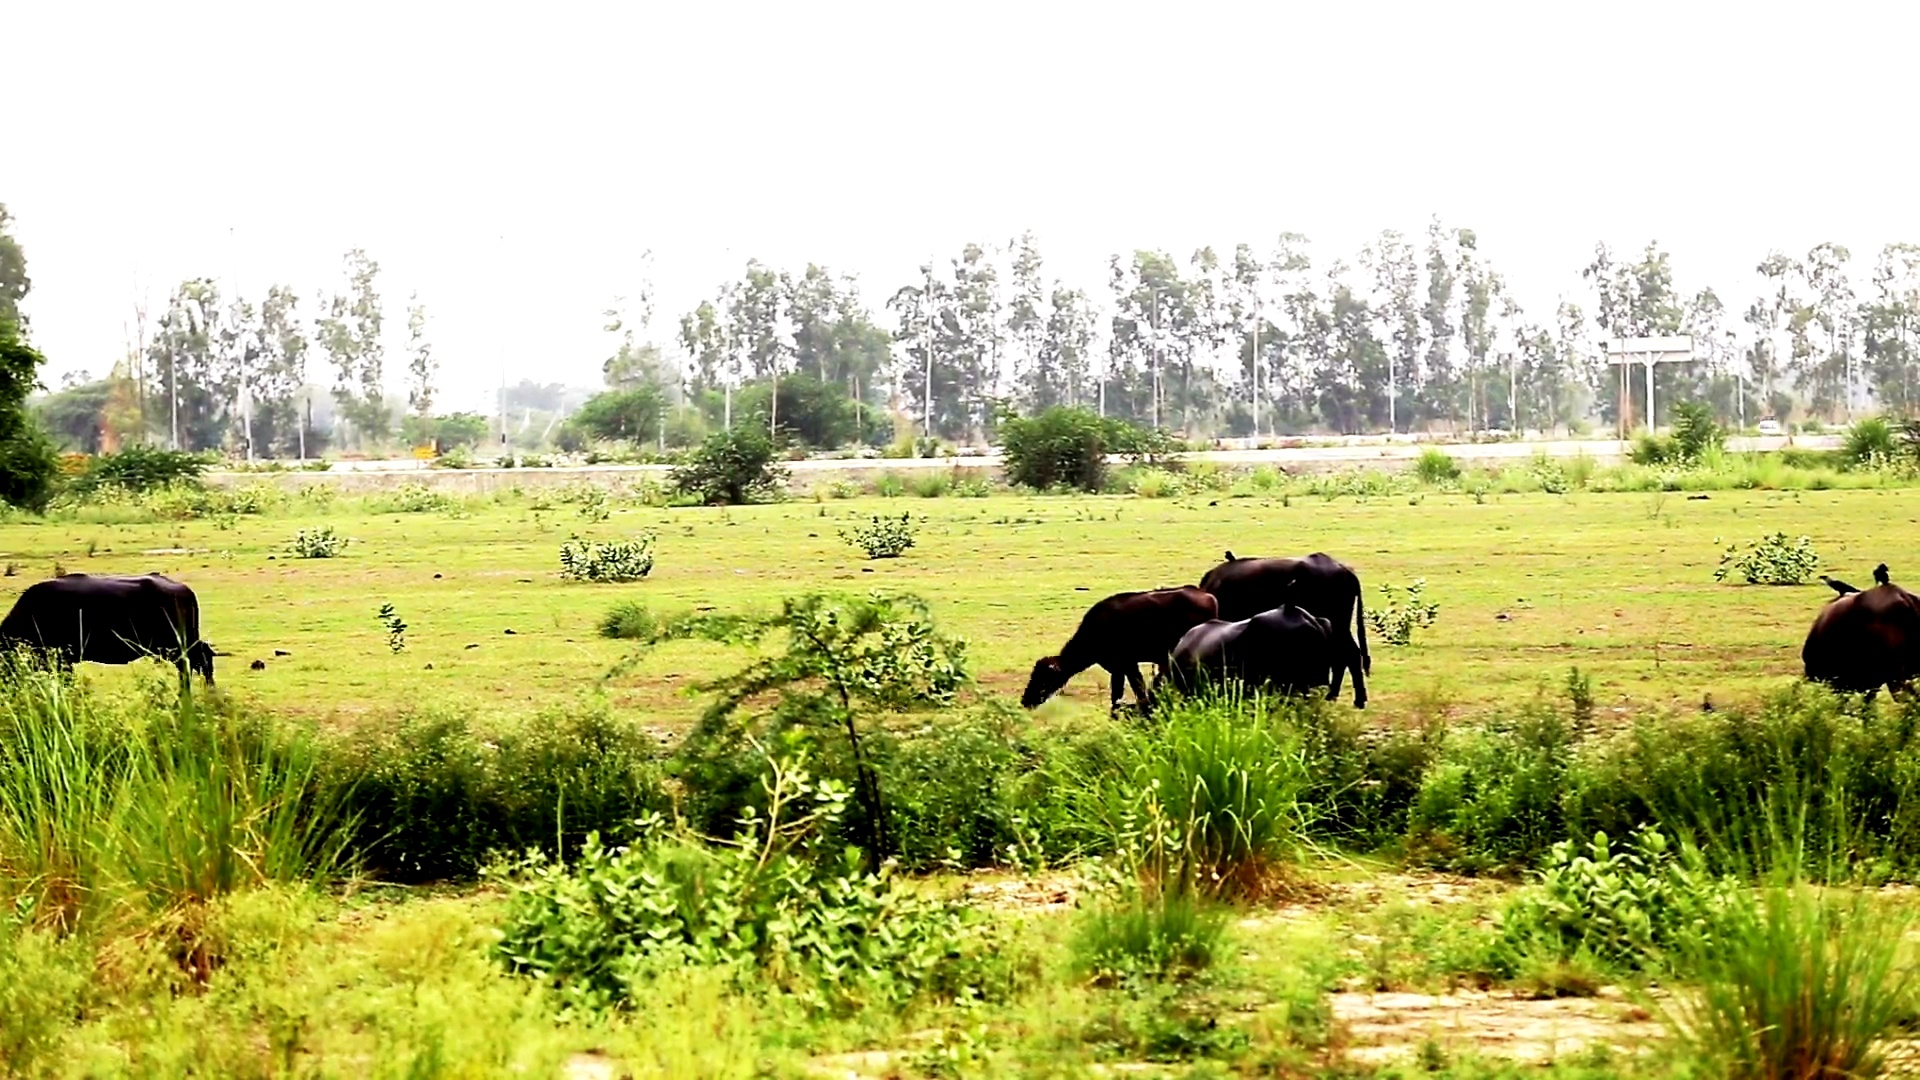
[559,533,656,583]
[873,472,906,498]
[824,479,861,500]
[1565,667,1594,727]
[68,446,212,495]
[370,482,455,514]
[1128,467,1184,499]
[671,424,788,505]
[840,513,916,559]
[599,601,657,640]
[1413,447,1460,484]
[1365,578,1439,646]
[997,406,1172,493]
[1071,887,1228,985]
[1629,433,1679,466]
[908,472,949,498]
[1712,532,1818,585]
[489,754,1007,1016]
[1670,400,1725,461]
[377,603,408,653]
[1497,827,1738,975]
[289,526,347,559]
[952,472,993,498]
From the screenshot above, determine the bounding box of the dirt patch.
[964,873,1080,913]
[1331,988,1661,1066]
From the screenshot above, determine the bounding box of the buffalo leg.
[1108,668,1126,714]
[1124,665,1151,713]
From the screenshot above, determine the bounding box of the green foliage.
[840,512,917,559]
[323,704,671,881]
[1052,693,1314,899]
[1670,399,1725,461]
[0,666,354,931]
[62,447,213,495]
[997,406,1172,493]
[671,423,788,505]
[490,752,1008,1017]
[1498,827,1737,974]
[875,705,1033,871]
[1365,578,1439,646]
[1565,666,1594,727]
[1413,447,1461,484]
[598,600,657,640]
[637,592,968,865]
[1070,887,1227,985]
[366,481,454,514]
[572,384,666,446]
[1407,708,1574,873]
[1670,883,1915,1080]
[1712,532,1818,585]
[288,525,347,559]
[0,318,60,512]
[558,532,655,582]
[0,909,89,1072]
[1628,432,1680,466]
[1127,466,1185,498]
[377,603,407,654]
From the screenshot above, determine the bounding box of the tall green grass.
[0,660,353,930]
[1053,693,1315,899]
[1670,881,1915,1079]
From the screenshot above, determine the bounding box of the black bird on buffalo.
[1022,587,1218,714]
[1803,563,1917,697]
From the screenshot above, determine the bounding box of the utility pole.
[1251,289,1260,440]
[922,257,934,440]
[1151,289,1161,430]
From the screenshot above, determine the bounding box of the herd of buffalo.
[0,550,1911,708]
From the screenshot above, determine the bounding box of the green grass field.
[8,482,1920,1077]
[4,486,1913,727]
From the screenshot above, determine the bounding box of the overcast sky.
[10,1,1918,413]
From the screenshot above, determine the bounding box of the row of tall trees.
[44,249,446,456]
[658,227,1920,444]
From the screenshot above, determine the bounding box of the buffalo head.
[1022,657,1071,708]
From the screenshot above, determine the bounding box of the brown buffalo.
[1803,566,1917,696]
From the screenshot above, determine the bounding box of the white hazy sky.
[9,1,1919,412]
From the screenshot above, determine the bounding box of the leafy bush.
[598,600,657,640]
[1671,883,1915,1080]
[1365,578,1439,646]
[490,754,1008,1017]
[1071,887,1228,985]
[559,533,655,582]
[840,513,916,559]
[1712,532,1818,585]
[289,526,347,559]
[1842,416,1899,468]
[671,424,788,505]
[873,471,906,498]
[1628,432,1678,466]
[877,705,1033,871]
[368,482,454,514]
[65,445,211,496]
[1498,827,1737,975]
[908,471,949,498]
[1407,708,1575,873]
[1413,447,1460,484]
[1670,399,1725,461]
[1127,467,1185,498]
[997,406,1171,493]
[324,705,671,881]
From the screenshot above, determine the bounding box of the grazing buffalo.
[1802,566,1917,696]
[0,573,214,684]
[1159,603,1367,708]
[1022,587,1219,713]
[1198,551,1371,675]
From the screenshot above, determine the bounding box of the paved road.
[243,434,1841,479]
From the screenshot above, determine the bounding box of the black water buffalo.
[1022,587,1219,712]
[1198,551,1371,675]
[0,573,214,684]
[1803,568,1917,697]
[1158,603,1367,708]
